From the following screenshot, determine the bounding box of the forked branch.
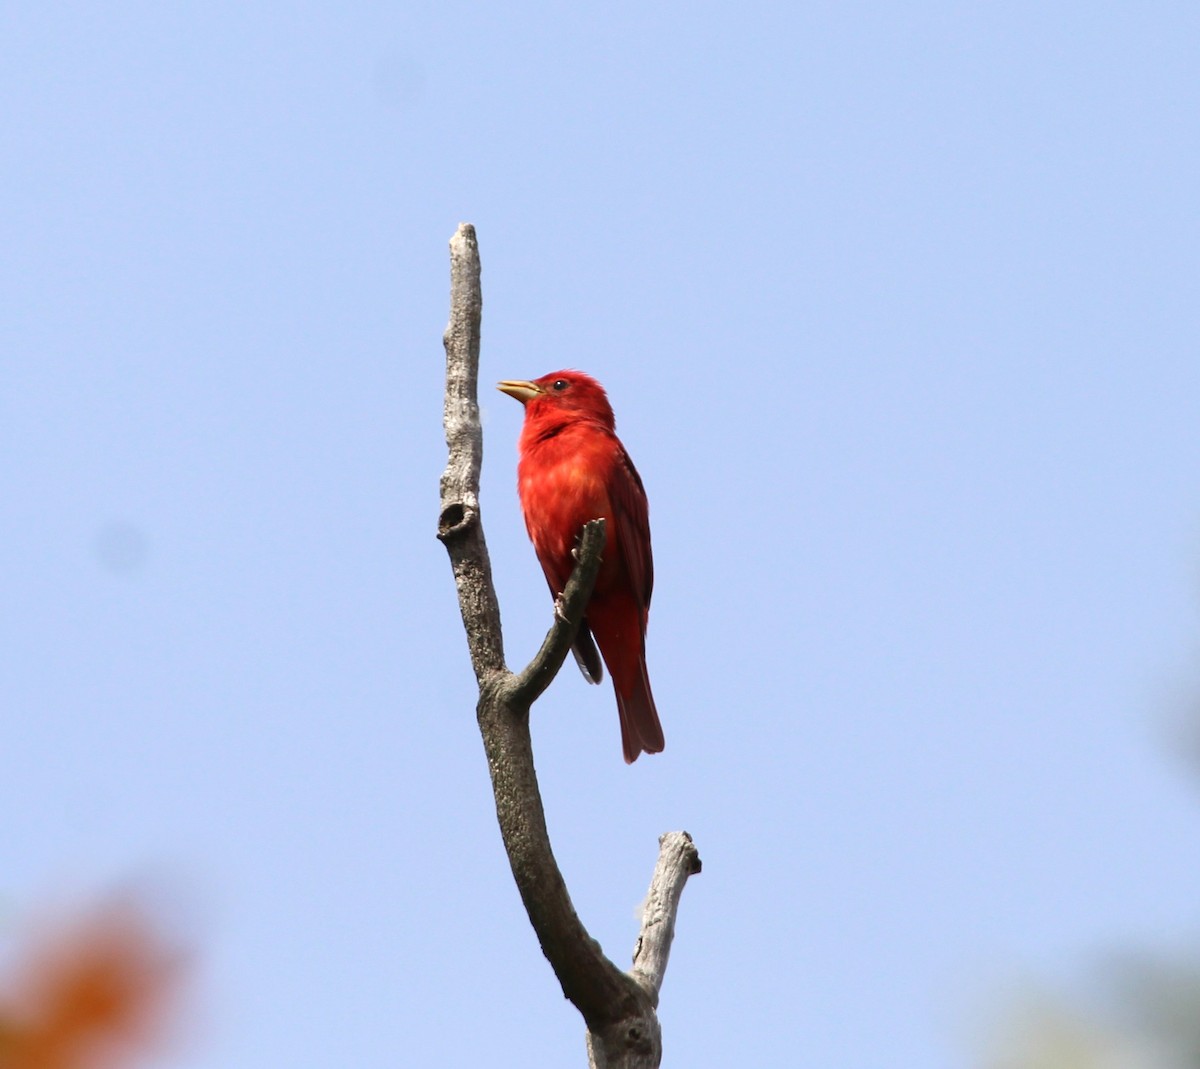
[437,223,700,1068]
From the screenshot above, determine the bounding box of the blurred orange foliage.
[0,899,185,1069]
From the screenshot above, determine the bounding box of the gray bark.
[437,224,701,1067]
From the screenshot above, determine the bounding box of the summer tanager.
[497,370,664,763]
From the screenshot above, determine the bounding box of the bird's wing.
[610,443,653,616]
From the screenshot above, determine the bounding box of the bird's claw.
[554,593,570,624]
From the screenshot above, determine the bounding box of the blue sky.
[4,2,1200,1065]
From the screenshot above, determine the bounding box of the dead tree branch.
[437,223,700,1068]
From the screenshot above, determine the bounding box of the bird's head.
[497,370,615,430]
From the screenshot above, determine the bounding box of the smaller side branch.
[629,832,703,1007]
[510,519,606,707]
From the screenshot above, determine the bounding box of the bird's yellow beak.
[496,379,543,405]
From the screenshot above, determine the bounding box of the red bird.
[497,370,664,763]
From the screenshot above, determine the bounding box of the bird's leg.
[559,518,603,624]
[571,519,604,563]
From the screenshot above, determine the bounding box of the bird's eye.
[552,379,569,392]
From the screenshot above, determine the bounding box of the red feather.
[499,370,664,763]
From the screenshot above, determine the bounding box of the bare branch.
[436,224,700,1068]
[511,518,606,706]
[438,223,505,685]
[586,833,703,1069]
[630,832,703,1005]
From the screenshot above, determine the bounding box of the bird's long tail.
[615,658,664,764]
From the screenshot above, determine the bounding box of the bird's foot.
[554,593,570,623]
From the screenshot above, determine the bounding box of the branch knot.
[437,500,475,542]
